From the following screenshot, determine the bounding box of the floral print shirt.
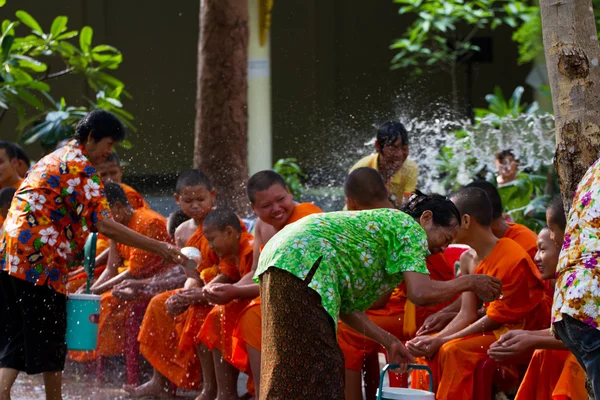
[255,208,430,329]
[0,140,111,294]
[553,159,600,331]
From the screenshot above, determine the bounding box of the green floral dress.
[255,208,430,329]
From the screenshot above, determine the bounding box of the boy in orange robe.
[488,198,587,400]
[190,209,255,400]
[123,169,218,398]
[335,168,457,400]
[204,170,322,398]
[417,180,539,336]
[96,152,150,210]
[406,187,551,399]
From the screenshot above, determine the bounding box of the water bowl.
[377,388,435,400]
[66,293,101,351]
[181,246,201,270]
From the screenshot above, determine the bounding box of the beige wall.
[1,0,530,183]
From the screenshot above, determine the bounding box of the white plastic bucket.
[66,293,101,351]
[377,387,435,400]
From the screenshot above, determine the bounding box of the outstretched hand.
[406,336,443,359]
[488,331,532,360]
[203,283,238,305]
[416,312,456,336]
[467,274,503,302]
[384,336,414,373]
[158,242,189,266]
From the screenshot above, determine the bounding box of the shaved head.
[465,180,503,220]
[452,187,493,227]
[344,167,388,207]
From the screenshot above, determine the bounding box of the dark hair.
[401,190,461,227]
[451,187,493,227]
[74,110,126,143]
[0,187,17,208]
[495,149,517,163]
[548,196,567,231]
[0,141,17,160]
[175,169,212,193]
[9,143,30,166]
[167,208,191,239]
[105,152,121,166]
[204,208,242,233]
[465,180,503,220]
[104,182,130,207]
[377,121,409,148]
[344,167,388,205]
[247,170,287,204]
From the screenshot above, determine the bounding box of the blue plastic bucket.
[66,293,101,351]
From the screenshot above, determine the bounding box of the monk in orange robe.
[96,151,150,210]
[407,187,551,399]
[0,187,16,231]
[205,171,322,398]
[416,180,539,337]
[186,209,255,400]
[488,199,587,400]
[123,169,218,398]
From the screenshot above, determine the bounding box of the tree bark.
[194,0,251,215]
[540,0,600,213]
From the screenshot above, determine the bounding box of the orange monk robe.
[505,222,538,261]
[514,350,587,400]
[96,208,172,357]
[137,224,219,389]
[230,203,323,373]
[196,232,254,369]
[553,354,588,400]
[122,183,150,210]
[413,238,552,399]
[338,253,456,371]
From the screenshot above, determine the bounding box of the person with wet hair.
[407,187,551,399]
[349,121,418,207]
[8,143,31,179]
[96,152,150,210]
[546,195,567,250]
[0,110,186,400]
[255,190,502,399]
[0,141,23,192]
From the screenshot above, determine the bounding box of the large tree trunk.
[194,0,250,215]
[540,0,600,213]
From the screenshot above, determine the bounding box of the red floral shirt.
[0,140,112,294]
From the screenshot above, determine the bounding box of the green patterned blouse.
[254,208,430,329]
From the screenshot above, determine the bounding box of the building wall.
[1,0,531,188]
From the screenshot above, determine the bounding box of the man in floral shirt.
[553,159,600,399]
[0,110,185,400]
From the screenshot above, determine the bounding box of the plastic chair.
[473,357,497,400]
[124,301,150,386]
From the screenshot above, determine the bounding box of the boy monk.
[407,187,551,399]
[194,209,254,400]
[0,187,16,231]
[125,169,218,398]
[204,170,322,398]
[96,152,149,210]
[9,143,31,180]
[417,179,539,336]
[338,168,456,400]
[0,141,23,191]
[488,198,587,400]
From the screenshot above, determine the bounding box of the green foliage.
[474,86,539,124]
[0,5,133,149]
[273,158,307,199]
[391,0,532,74]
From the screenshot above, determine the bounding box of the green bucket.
[66,293,101,351]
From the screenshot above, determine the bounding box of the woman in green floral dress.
[255,192,503,399]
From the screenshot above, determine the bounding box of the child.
[194,208,254,400]
[0,141,23,190]
[0,187,16,230]
[96,152,150,210]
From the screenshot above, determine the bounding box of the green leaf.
[1,33,13,60]
[118,139,133,150]
[13,54,47,72]
[56,30,78,40]
[91,44,120,54]
[50,16,68,38]
[79,26,93,53]
[15,11,43,35]
[0,0,6,7]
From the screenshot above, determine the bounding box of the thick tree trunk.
[540,0,600,213]
[194,0,251,215]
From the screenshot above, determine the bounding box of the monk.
[0,187,16,231]
[406,187,551,399]
[337,168,457,400]
[192,209,254,400]
[204,170,322,398]
[0,141,23,191]
[96,152,150,210]
[125,169,218,398]
[9,142,31,179]
[488,198,587,400]
[417,179,539,336]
